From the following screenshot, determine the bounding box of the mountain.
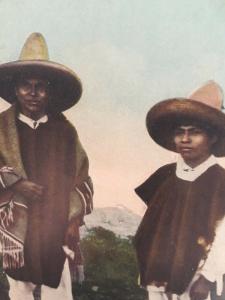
[81,206,142,238]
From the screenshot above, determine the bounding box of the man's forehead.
[16,76,49,84]
[176,125,202,130]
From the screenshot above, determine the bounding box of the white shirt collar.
[176,155,217,182]
[18,113,48,130]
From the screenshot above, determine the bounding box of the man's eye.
[191,129,202,134]
[36,84,44,91]
[36,83,48,92]
[174,130,183,135]
[21,83,30,91]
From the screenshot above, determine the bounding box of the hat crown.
[19,32,49,61]
[188,80,223,110]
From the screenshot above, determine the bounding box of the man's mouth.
[180,147,193,152]
[27,100,41,106]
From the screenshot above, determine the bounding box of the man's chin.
[180,152,194,160]
[181,153,197,165]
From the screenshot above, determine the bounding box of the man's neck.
[176,154,217,182]
[20,111,46,121]
[18,113,48,130]
[183,154,211,169]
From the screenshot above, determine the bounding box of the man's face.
[15,77,50,119]
[173,125,216,167]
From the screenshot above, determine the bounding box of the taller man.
[0,33,93,300]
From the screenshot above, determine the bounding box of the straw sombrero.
[146,81,225,156]
[0,32,82,112]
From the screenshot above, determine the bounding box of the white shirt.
[176,155,217,181]
[199,215,225,296]
[18,113,48,129]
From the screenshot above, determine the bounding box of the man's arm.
[189,275,213,300]
[65,127,93,241]
[67,128,93,222]
[0,166,44,201]
[190,217,225,300]
[0,166,22,192]
[12,179,44,201]
[135,163,176,205]
[63,128,93,282]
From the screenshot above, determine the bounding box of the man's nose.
[30,84,37,96]
[181,131,190,142]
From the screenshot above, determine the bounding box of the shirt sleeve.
[135,163,176,205]
[64,128,93,269]
[68,127,93,223]
[200,217,225,295]
[0,166,22,191]
[74,176,93,215]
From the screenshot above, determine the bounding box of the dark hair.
[172,117,218,138]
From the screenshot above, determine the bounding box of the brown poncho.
[134,163,225,294]
[0,105,92,288]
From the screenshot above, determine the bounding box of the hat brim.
[0,60,82,112]
[146,98,225,157]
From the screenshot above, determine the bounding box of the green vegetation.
[73,227,147,300]
[0,226,147,300]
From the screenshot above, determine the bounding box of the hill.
[81,206,142,238]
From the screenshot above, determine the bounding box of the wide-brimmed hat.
[0,32,82,112]
[146,81,225,156]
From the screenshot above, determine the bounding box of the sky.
[0,0,225,215]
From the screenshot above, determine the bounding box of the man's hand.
[190,275,212,300]
[65,220,80,248]
[12,179,45,201]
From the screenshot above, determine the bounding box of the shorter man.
[134,81,225,300]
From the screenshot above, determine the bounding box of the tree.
[73,227,147,300]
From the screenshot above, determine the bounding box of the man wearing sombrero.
[134,81,225,300]
[0,33,93,299]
